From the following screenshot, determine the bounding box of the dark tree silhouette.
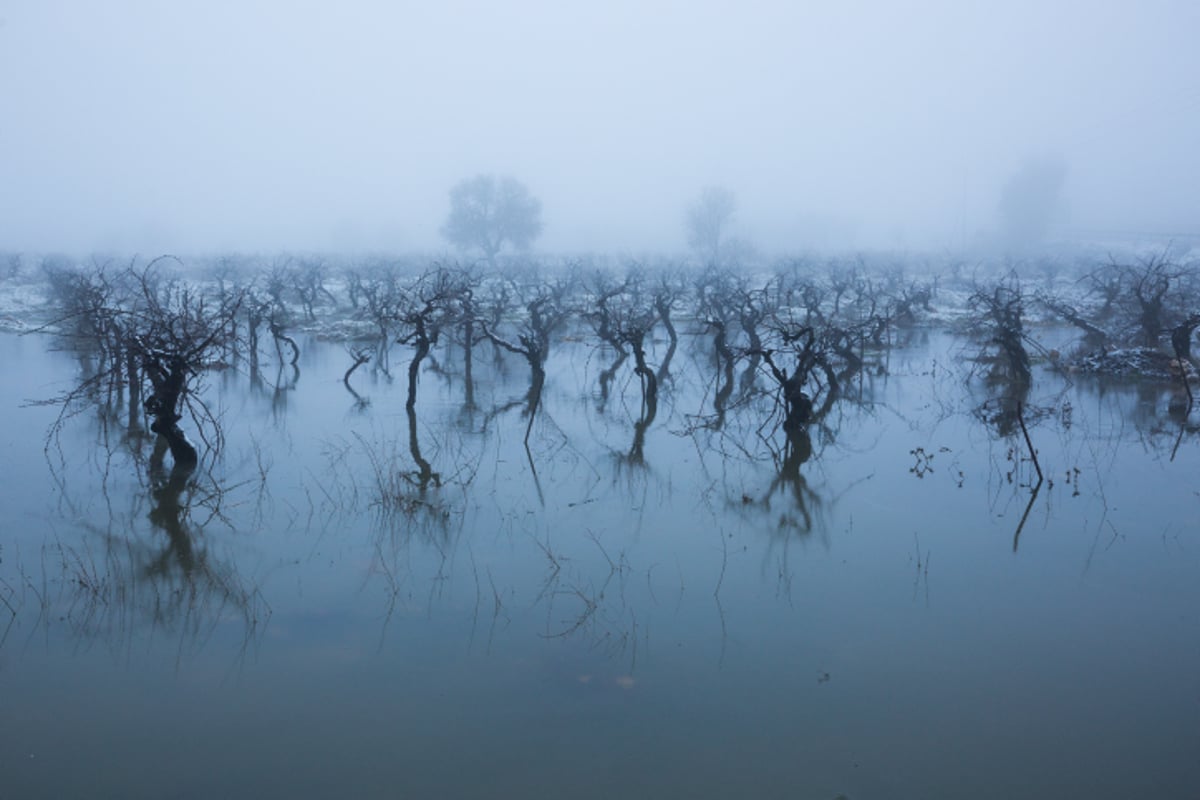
[395,267,470,411]
[1038,293,1111,351]
[480,278,573,444]
[343,347,372,406]
[968,278,1032,389]
[1121,252,1183,348]
[292,257,336,321]
[695,268,739,428]
[753,325,840,434]
[652,267,685,383]
[39,259,244,475]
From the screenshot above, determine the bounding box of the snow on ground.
[0,277,47,332]
[1068,347,1197,381]
[1,252,1195,383]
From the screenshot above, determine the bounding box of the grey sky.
[1,0,1197,256]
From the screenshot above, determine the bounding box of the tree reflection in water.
[28,443,269,660]
[762,426,820,533]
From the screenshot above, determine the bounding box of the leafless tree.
[695,267,738,428]
[652,265,687,383]
[967,277,1032,389]
[1037,292,1111,351]
[441,175,543,267]
[480,275,574,444]
[394,266,470,411]
[292,256,337,321]
[38,258,244,475]
[1120,252,1186,348]
[752,326,839,434]
[343,347,372,406]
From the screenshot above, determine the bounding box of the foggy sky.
[1,0,1197,256]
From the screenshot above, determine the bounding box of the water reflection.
[270,362,300,422]
[342,346,372,409]
[761,427,820,532]
[30,460,268,661]
[6,324,1200,800]
[596,349,627,412]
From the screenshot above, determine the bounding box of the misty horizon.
[2,1,1197,257]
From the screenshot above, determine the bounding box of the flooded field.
[4,0,1198,795]
[1,316,1197,799]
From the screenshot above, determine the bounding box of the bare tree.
[480,276,574,444]
[968,278,1032,389]
[39,258,244,474]
[1084,261,1125,320]
[606,269,660,419]
[352,262,404,373]
[583,267,632,407]
[1120,252,1184,348]
[652,265,687,383]
[292,256,337,321]
[441,175,543,267]
[1038,292,1111,351]
[262,257,292,316]
[733,279,777,398]
[343,347,372,406]
[965,277,1037,440]
[753,326,839,434]
[695,267,738,428]
[394,266,469,411]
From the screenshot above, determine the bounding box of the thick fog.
[1,0,1196,256]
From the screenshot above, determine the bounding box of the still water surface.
[1,329,1197,799]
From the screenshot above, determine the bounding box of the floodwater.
[1,326,1197,799]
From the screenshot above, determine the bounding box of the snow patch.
[1069,347,1196,381]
